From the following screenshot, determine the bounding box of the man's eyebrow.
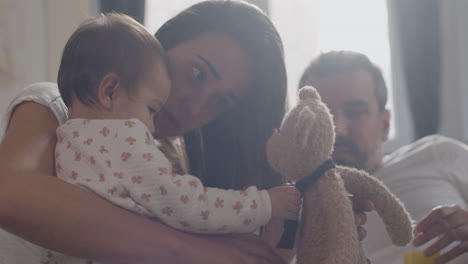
[197,55,221,80]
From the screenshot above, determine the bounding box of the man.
[299,51,468,264]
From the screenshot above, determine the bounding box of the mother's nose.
[185,84,216,115]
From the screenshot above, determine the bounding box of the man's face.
[305,70,390,173]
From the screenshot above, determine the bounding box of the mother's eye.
[148,106,157,114]
[192,66,207,82]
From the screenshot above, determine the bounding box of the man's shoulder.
[381,135,467,171]
[395,134,465,156]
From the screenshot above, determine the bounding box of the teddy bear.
[265,86,413,264]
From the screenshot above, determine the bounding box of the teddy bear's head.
[266,86,335,182]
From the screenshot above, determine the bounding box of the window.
[268,0,394,138]
[145,0,204,34]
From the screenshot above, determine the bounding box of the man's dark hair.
[299,50,388,112]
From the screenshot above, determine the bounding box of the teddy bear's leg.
[297,171,366,264]
[337,166,413,246]
[297,183,330,264]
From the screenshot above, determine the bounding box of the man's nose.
[333,112,349,138]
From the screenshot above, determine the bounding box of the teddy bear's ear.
[299,86,321,101]
[295,106,316,150]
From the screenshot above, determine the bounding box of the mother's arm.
[0,102,284,264]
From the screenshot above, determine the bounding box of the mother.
[0,1,369,263]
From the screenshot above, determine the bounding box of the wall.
[0,0,96,123]
[45,0,98,82]
[0,0,47,122]
[45,0,97,82]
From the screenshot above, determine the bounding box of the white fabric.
[0,82,67,264]
[363,135,468,264]
[0,82,67,140]
[45,118,272,263]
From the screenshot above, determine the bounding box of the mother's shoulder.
[20,82,59,97]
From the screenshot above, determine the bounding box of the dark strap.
[276,220,299,249]
[276,159,336,249]
[296,159,336,194]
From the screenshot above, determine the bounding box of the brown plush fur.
[266,86,413,264]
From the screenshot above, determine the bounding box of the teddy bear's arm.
[336,166,413,246]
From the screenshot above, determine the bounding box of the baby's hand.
[267,185,302,221]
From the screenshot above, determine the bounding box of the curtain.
[100,0,145,24]
[388,0,441,139]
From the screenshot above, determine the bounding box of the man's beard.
[332,137,367,170]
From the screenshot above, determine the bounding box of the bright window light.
[144,0,204,34]
[270,0,394,138]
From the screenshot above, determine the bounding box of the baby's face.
[113,60,171,133]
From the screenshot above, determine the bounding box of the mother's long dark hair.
[156,0,287,189]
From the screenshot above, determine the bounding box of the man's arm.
[0,102,284,264]
[413,205,468,264]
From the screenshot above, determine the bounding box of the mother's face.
[154,33,250,138]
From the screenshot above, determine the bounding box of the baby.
[45,13,301,263]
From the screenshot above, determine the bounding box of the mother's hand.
[413,205,468,264]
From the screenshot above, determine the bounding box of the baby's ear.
[97,73,121,109]
[295,106,316,150]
